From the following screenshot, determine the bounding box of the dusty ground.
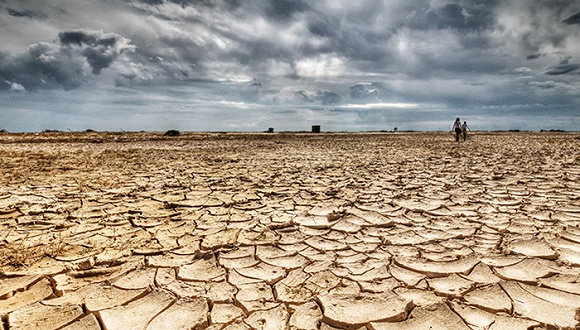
[0,131,579,329]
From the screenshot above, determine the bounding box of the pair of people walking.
[452,117,470,141]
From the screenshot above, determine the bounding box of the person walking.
[461,121,470,141]
[452,117,462,142]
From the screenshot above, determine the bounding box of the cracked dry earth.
[0,132,580,330]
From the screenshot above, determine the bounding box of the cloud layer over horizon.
[1,0,580,132]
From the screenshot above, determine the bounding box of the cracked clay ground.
[0,131,579,330]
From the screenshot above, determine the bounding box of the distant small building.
[267,127,274,133]
[312,125,321,133]
[164,130,180,136]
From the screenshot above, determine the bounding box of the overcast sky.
[1,0,580,132]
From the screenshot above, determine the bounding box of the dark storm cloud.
[350,84,380,102]
[562,11,580,25]
[307,14,339,38]
[6,8,33,18]
[135,0,242,9]
[59,30,118,48]
[265,0,309,20]
[138,0,307,19]
[316,90,342,105]
[0,29,135,90]
[294,90,343,105]
[288,1,501,79]
[407,2,496,31]
[293,84,386,106]
[136,0,164,5]
[545,57,580,75]
[512,0,574,54]
[58,29,135,74]
[0,42,87,91]
[128,1,369,74]
[294,91,312,102]
[0,4,37,18]
[304,5,398,66]
[130,0,501,82]
[527,53,544,60]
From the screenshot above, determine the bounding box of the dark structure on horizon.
[163,130,180,136]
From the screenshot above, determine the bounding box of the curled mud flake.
[147,253,197,268]
[494,258,557,283]
[317,292,413,328]
[393,256,479,277]
[145,297,209,330]
[0,275,44,299]
[84,284,151,313]
[288,300,322,330]
[177,253,226,282]
[427,274,475,298]
[0,207,20,218]
[235,262,286,284]
[449,301,542,330]
[539,275,580,295]
[304,236,348,252]
[201,228,240,251]
[244,304,289,330]
[463,283,512,313]
[210,303,245,324]
[501,281,579,329]
[0,278,53,315]
[219,255,260,269]
[293,213,336,229]
[517,282,580,309]
[112,267,156,290]
[7,302,84,330]
[463,262,502,284]
[370,303,471,330]
[96,289,176,330]
[60,313,102,329]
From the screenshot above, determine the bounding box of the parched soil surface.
[0,131,579,329]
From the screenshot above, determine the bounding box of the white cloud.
[514,67,532,73]
[8,81,25,91]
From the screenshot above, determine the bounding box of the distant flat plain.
[0,131,579,329]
